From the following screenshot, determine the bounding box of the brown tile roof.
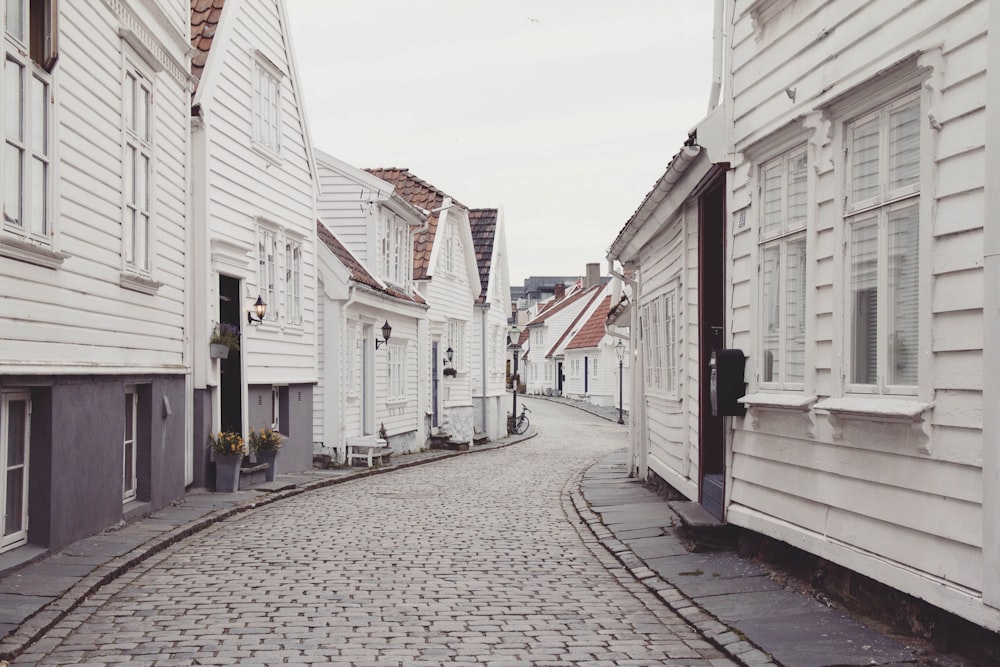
[469,209,497,303]
[544,287,606,357]
[566,296,612,350]
[191,0,225,95]
[365,168,464,281]
[316,221,424,304]
[527,284,599,327]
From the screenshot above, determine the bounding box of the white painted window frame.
[447,319,465,371]
[284,236,302,326]
[1,390,30,552]
[122,53,155,277]
[387,341,407,401]
[257,223,279,323]
[123,385,137,503]
[251,51,282,159]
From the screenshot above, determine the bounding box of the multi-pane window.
[124,64,152,272]
[123,386,137,503]
[447,319,465,370]
[759,147,807,387]
[4,0,55,244]
[443,224,455,273]
[387,342,407,400]
[845,92,920,392]
[1,391,30,552]
[376,210,411,290]
[285,239,301,325]
[252,55,281,153]
[663,290,677,395]
[258,228,278,322]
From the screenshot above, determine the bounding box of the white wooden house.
[563,290,631,411]
[367,169,481,444]
[522,283,603,396]
[314,151,428,460]
[612,0,999,635]
[0,0,191,555]
[190,0,318,486]
[470,208,513,440]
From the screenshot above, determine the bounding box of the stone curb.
[0,431,537,661]
[568,485,779,667]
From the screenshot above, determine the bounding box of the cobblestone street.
[16,399,732,666]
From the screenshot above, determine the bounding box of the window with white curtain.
[845,92,920,393]
[257,227,278,322]
[447,319,465,370]
[758,147,807,388]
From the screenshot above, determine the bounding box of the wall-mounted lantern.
[443,346,456,376]
[375,320,392,350]
[247,295,267,325]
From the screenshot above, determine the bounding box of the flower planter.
[209,343,230,359]
[214,453,243,492]
[257,449,278,482]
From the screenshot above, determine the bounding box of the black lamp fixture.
[247,295,267,325]
[375,320,392,350]
[445,346,454,364]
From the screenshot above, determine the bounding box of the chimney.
[585,263,600,289]
[553,282,566,300]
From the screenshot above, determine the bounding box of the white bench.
[346,436,392,468]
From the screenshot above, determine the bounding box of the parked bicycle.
[508,404,531,435]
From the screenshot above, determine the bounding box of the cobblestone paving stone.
[19,399,734,666]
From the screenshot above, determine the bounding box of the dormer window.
[376,208,411,291]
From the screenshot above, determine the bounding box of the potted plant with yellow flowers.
[207,430,244,492]
[248,426,283,482]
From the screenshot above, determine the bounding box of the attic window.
[251,52,282,156]
[5,0,58,71]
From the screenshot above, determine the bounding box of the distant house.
[314,151,428,460]
[0,0,191,555]
[190,0,318,485]
[470,209,512,440]
[610,0,1000,635]
[368,169,481,443]
[563,293,629,411]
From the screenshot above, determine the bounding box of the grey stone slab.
[0,571,83,596]
[646,551,769,582]
[0,621,15,637]
[696,588,830,623]
[623,535,690,559]
[669,500,723,528]
[683,573,783,598]
[733,610,919,667]
[0,592,54,623]
[60,536,140,559]
[615,527,667,540]
[24,557,97,578]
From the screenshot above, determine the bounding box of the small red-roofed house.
[563,293,630,412]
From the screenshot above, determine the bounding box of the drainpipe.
[708,0,725,113]
[477,302,490,437]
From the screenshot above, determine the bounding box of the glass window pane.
[761,163,783,237]
[140,153,149,208]
[125,73,135,133]
[850,218,879,385]
[138,84,149,142]
[124,209,135,264]
[784,237,807,383]
[5,58,22,141]
[6,399,26,466]
[851,117,880,202]
[887,204,919,385]
[889,99,920,192]
[787,152,808,229]
[4,144,22,225]
[760,244,780,382]
[137,213,148,270]
[124,394,134,440]
[125,146,135,205]
[5,0,23,42]
[5,469,23,536]
[29,155,44,235]
[30,74,45,152]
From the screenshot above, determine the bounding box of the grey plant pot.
[209,343,230,359]
[257,449,278,482]
[214,453,242,492]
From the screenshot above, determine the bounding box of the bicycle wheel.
[515,415,529,435]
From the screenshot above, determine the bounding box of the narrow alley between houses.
[14,400,731,667]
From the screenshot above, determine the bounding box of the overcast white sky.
[286,1,716,287]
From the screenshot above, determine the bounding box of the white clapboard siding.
[201,0,317,383]
[726,0,990,628]
[0,0,190,373]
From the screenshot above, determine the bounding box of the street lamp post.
[615,338,626,425]
[509,324,520,433]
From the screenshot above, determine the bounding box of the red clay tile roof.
[191,0,225,95]
[566,296,612,350]
[545,287,606,357]
[469,208,497,303]
[365,168,464,281]
[527,285,599,327]
[316,221,424,304]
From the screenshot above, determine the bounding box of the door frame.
[1,390,30,552]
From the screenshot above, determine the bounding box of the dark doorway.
[584,356,589,393]
[219,276,243,434]
[431,342,439,428]
[698,169,727,520]
[557,362,564,395]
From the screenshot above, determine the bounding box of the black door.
[219,276,243,434]
[431,342,439,428]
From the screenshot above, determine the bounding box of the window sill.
[740,393,817,410]
[813,396,933,421]
[387,398,408,408]
[0,234,69,269]
[120,271,161,295]
[251,142,283,167]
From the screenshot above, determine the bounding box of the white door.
[123,386,137,503]
[2,391,30,552]
[362,324,374,435]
